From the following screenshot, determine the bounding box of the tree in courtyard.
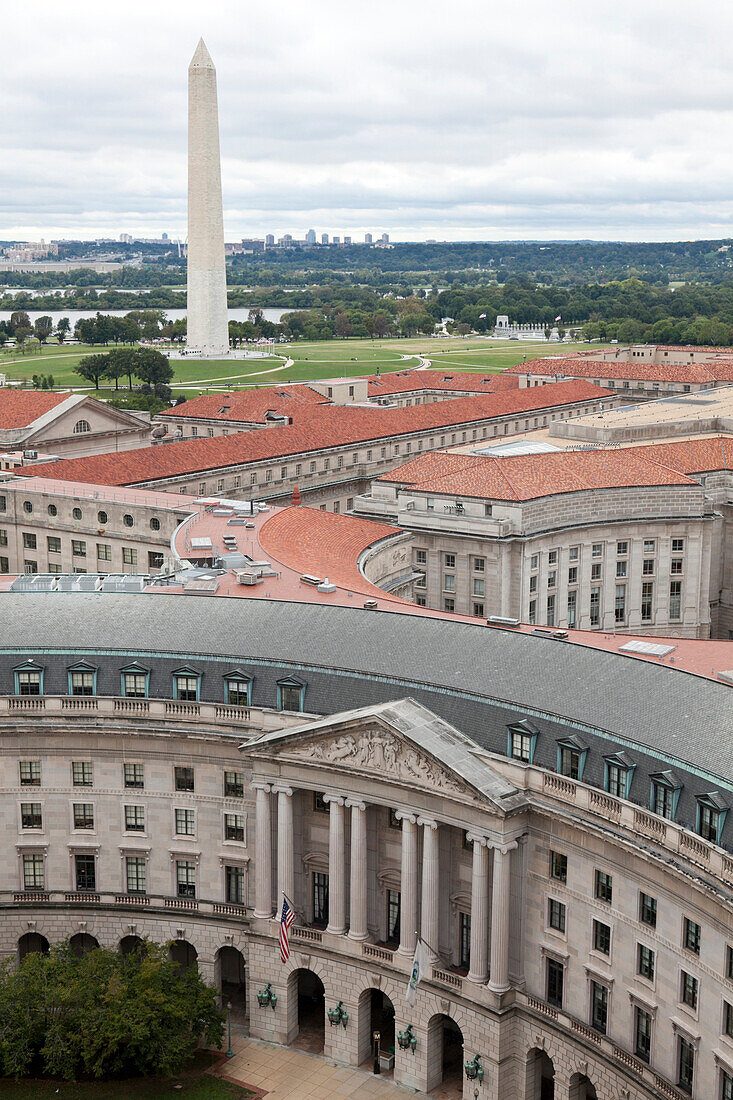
[75,353,108,390]
[0,940,223,1080]
[33,316,54,344]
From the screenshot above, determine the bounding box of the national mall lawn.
[0,337,606,398]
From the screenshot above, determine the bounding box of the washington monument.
[187,39,229,357]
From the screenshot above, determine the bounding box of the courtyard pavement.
[209,1034,426,1099]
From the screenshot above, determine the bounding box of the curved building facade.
[0,594,731,1100]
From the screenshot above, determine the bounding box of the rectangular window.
[590,587,600,625]
[24,561,38,574]
[224,813,245,841]
[123,672,147,697]
[727,945,733,981]
[678,1036,694,1092]
[21,802,42,829]
[23,532,37,549]
[528,599,536,625]
[444,553,456,568]
[175,676,198,701]
[387,889,401,945]
[547,958,564,1007]
[75,853,96,892]
[638,944,655,981]
[176,860,196,898]
[72,761,93,787]
[698,802,721,843]
[722,1069,733,1100]
[17,672,41,697]
[590,981,608,1034]
[311,870,330,925]
[595,870,613,903]
[671,558,683,575]
[19,760,41,786]
[175,808,195,835]
[71,540,86,557]
[567,590,577,628]
[459,912,471,968]
[443,574,455,592]
[606,763,626,798]
[569,546,579,561]
[547,571,556,588]
[227,679,250,706]
[548,549,558,565]
[415,549,427,565]
[23,853,44,890]
[124,805,145,832]
[70,670,95,696]
[548,898,566,933]
[224,770,244,798]
[122,547,138,566]
[126,856,146,894]
[123,763,144,789]
[550,851,567,882]
[473,556,485,571]
[641,582,653,622]
[73,803,94,830]
[643,539,655,554]
[97,543,111,561]
[593,920,611,955]
[670,580,682,619]
[174,766,195,792]
[640,892,657,928]
[148,551,164,569]
[681,971,698,1009]
[279,684,303,711]
[530,554,539,570]
[225,864,245,904]
[546,594,555,626]
[444,598,455,612]
[473,602,484,617]
[672,538,684,554]
[650,780,674,818]
[592,543,603,558]
[643,558,655,575]
[529,575,537,594]
[724,1002,733,1039]
[559,745,581,779]
[473,578,485,597]
[510,731,532,763]
[634,1006,652,1062]
[615,585,626,622]
[568,566,577,585]
[47,536,61,553]
[617,541,628,556]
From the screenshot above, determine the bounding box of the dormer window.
[507,720,539,764]
[556,736,588,781]
[604,752,635,799]
[173,667,201,702]
[697,792,728,845]
[277,677,305,713]
[68,662,97,697]
[649,771,682,820]
[14,662,43,696]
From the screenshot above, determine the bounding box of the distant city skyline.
[3,0,733,243]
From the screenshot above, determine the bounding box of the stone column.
[418,818,439,957]
[346,799,368,940]
[466,834,490,984]
[396,811,418,956]
[488,841,518,993]
[253,782,273,918]
[324,794,346,935]
[275,785,294,909]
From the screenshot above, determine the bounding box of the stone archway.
[18,932,49,961]
[119,934,144,956]
[69,932,99,957]
[426,1013,463,1099]
[525,1047,555,1100]
[288,968,325,1054]
[356,987,396,1073]
[169,939,197,971]
[217,945,246,1013]
[569,1072,598,1100]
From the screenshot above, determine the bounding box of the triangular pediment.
[242,698,520,811]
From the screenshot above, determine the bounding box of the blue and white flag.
[405,939,430,1005]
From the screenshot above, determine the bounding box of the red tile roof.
[23,380,608,487]
[160,385,327,424]
[506,357,733,385]
[367,370,519,396]
[0,389,71,429]
[378,448,697,501]
[258,506,403,598]
[621,436,733,474]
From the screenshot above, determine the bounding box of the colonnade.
[251,781,519,988]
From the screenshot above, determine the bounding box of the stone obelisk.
[187,39,229,357]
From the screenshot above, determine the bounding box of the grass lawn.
[0,1052,252,1099]
[0,338,605,399]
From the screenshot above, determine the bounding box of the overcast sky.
[2,0,733,243]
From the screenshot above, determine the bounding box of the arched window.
[73,420,91,434]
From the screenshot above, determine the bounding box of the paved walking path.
[209,1035,420,1099]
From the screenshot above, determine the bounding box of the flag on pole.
[279,895,296,963]
[554,314,562,322]
[405,938,431,1005]
[479,313,487,319]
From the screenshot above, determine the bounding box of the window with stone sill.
[681,971,698,1010]
[639,892,657,928]
[72,803,94,830]
[617,541,628,556]
[549,851,567,882]
[124,805,145,832]
[21,803,42,830]
[672,538,685,553]
[684,918,701,955]
[548,549,558,565]
[593,920,611,955]
[548,898,566,933]
[174,766,195,792]
[19,760,41,785]
[637,943,655,981]
[592,543,603,557]
[547,571,556,588]
[595,869,613,904]
[224,771,244,798]
[224,813,244,842]
[72,762,93,787]
[724,1001,733,1039]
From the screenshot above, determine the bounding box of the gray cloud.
[2,0,733,241]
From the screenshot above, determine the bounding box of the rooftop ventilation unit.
[363,599,378,610]
[488,615,520,627]
[317,577,336,593]
[619,640,676,657]
[300,574,322,587]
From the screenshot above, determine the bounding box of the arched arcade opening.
[525,1048,556,1100]
[288,968,324,1054]
[426,1013,463,1099]
[18,932,49,961]
[217,945,246,1012]
[169,939,197,972]
[119,934,144,956]
[569,1073,598,1100]
[357,987,396,1072]
[69,932,99,957]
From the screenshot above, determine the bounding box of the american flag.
[279,895,296,963]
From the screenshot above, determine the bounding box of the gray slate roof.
[0,593,730,783]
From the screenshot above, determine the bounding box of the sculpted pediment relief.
[276,725,471,799]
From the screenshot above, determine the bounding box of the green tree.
[33,315,53,344]
[14,325,33,348]
[105,347,136,391]
[133,348,173,387]
[75,353,108,390]
[9,310,30,334]
[56,317,71,343]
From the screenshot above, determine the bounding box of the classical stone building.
[0,594,731,1100]
[0,389,151,457]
